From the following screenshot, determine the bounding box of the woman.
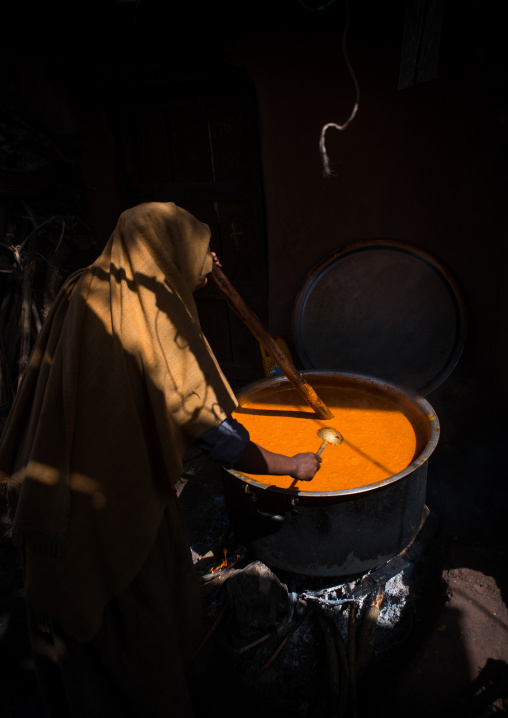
[0,202,320,717]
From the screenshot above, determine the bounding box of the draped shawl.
[0,202,237,641]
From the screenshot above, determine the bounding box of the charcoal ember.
[226,561,290,644]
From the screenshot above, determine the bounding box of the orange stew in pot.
[233,384,423,492]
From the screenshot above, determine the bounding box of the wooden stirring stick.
[210,264,334,421]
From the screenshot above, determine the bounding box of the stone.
[226,561,291,644]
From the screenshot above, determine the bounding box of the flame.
[211,548,229,573]
[209,548,242,573]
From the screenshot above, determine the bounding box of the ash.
[378,571,411,628]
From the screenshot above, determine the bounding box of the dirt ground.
[1,453,507,718]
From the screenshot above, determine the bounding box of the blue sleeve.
[195,416,250,469]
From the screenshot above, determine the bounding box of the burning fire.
[211,548,228,572]
[210,548,242,573]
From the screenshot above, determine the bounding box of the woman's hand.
[289,452,322,481]
[194,251,222,292]
[210,251,222,268]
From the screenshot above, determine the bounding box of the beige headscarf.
[0,202,237,641]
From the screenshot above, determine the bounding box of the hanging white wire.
[318,0,360,177]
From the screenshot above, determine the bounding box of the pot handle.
[244,485,285,524]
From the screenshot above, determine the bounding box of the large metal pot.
[222,371,440,577]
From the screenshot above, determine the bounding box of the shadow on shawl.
[0,202,237,642]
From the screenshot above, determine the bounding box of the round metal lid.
[292,240,467,396]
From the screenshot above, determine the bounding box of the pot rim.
[228,371,440,498]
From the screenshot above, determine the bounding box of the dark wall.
[227,1,507,393]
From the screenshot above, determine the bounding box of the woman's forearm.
[234,441,321,481]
